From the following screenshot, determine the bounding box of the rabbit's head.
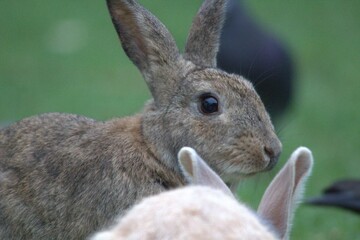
[106,0,282,179]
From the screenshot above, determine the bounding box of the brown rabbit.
[0,0,281,239]
[90,147,313,240]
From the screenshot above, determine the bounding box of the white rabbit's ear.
[89,230,114,240]
[257,147,313,240]
[106,0,182,106]
[178,147,234,198]
[184,0,227,67]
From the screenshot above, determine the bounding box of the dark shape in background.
[307,179,360,214]
[218,0,294,121]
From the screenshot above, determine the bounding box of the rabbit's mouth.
[219,147,274,174]
[217,133,281,177]
[220,158,268,177]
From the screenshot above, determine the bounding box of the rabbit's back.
[0,113,180,239]
[0,113,104,181]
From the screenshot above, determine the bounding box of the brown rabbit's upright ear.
[178,147,234,198]
[257,147,313,240]
[184,0,227,67]
[106,0,182,106]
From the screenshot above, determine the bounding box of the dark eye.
[199,94,219,114]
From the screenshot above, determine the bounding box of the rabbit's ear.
[178,147,234,198]
[257,147,313,240]
[184,0,227,67]
[106,0,181,106]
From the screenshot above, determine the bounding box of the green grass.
[1,0,360,239]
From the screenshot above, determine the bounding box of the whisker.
[253,70,275,89]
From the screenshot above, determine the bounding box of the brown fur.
[0,113,184,239]
[0,0,281,239]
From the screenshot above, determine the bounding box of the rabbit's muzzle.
[219,133,282,178]
[263,139,282,171]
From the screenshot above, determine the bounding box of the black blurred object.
[218,0,294,120]
[306,180,360,214]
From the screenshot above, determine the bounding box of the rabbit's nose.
[264,143,281,170]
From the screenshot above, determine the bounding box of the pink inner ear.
[178,148,234,198]
[257,162,295,238]
[258,147,313,240]
[179,150,195,179]
[293,152,312,190]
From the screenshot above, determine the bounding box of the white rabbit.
[90,146,313,240]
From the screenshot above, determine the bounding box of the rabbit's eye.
[199,95,219,114]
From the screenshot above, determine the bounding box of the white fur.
[90,147,313,240]
[91,186,277,240]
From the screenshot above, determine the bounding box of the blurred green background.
[1,0,359,239]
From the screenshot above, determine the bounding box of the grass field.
[1,0,360,239]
